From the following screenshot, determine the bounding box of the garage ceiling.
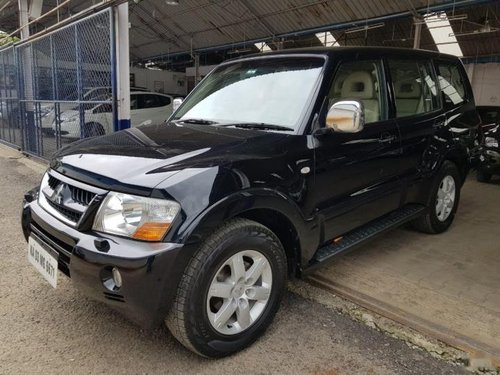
[128,0,485,56]
[1,0,499,68]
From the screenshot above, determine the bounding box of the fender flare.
[176,188,319,267]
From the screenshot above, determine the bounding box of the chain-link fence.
[0,46,22,149]
[0,9,115,159]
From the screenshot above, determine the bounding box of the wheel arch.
[237,208,301,277]
[443,146,469,184]
[177,190,317,276]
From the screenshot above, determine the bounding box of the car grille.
[45,198,83,223]
[69,185,96,206]
[39,171,106,227]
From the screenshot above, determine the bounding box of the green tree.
[0,31,19,47]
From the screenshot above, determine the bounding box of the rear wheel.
[83,122,105,138]
[476,170,492,183]
[413,160,461,234]
[166,218,287,358]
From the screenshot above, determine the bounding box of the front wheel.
[413,160,461,234]
[166,218,287,358]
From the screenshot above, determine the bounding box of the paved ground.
[311,174,500,365]
[0,145,469,374]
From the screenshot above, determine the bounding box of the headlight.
[93,192,180,241]
[485,137,499,148]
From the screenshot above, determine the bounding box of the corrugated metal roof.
[128,0,500,60]
[1,0,499,62]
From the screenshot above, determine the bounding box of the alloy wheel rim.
[206,250,272,335]
[435,175,456,222]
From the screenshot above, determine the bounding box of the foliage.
[0,32,19,47]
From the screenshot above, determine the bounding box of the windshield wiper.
[177,118,218,125]
[220,123,294,132]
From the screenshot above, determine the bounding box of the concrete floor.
[311,175,500,366]
[0,144,468,375]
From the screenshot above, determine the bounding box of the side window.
[329,60,386,124]
[437,63,467,107]
[157,95,171,107]
[139,94,161,109]
[389,60,439,118]
[93,103,112,114]
[130,94,139,110]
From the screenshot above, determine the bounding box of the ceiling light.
[315,32,339,47]
[424,12,463,57]
[254,42,271,52]
[165,0,179,5]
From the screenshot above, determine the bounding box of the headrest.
[340,71,375,99]
[395,80,422,99]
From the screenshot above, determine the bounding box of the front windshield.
[72,93,111,111]
[173,57,325,130]
[478,108,500,124]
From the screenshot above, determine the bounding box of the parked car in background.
[22,47,479,358]
[39,86,150,135]
[51,91,173,138]
[475,106,500,182]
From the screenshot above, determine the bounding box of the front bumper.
[21,189,186,329]
[477,147,500,175]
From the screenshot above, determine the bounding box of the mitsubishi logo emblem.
[52,184,65,205]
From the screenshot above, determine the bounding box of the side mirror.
[326,100,365,133]
[173,97,184,112]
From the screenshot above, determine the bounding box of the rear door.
[386,58,442,203]
[312,59,403,241]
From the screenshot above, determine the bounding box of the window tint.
[138,94,161,109]
[437,63,467,107]
[93,103,112,114]
[478,108,500,124]
[130,94,139,110]
[157,95,171,107]
[389,60,439,118]
[329,60,385,123]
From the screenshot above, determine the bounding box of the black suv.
[475,106,500,182]
[21,47,479,358]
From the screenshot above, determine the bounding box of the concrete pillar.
[18,0,36,152]
[194,54,200,85]
[114,2,131,131]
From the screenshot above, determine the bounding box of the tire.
[166,218,287,358]
[476,170,492,183]
[83,122,105,138]
[413,160,461,234]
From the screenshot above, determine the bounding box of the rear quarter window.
[437,63,468,108]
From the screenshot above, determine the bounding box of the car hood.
[50,122,291,194]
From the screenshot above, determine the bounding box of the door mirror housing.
[173,97,184,112]
[326,100,365,133]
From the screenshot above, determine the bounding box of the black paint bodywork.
[21,47,480,328]
[476,106,500,176]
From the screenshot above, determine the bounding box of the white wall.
[464,62,500,106]
[130,67,186,96]
[185,64,218,77]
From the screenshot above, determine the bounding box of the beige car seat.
[395,80,423,117]
[340,71,379,123]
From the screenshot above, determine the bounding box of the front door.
[311,59,402,242]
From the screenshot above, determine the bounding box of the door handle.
[378,133,397,144]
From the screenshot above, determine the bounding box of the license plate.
[28,236,59,288]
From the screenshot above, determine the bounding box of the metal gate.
[0,9,115,159]
[0,46,22,149]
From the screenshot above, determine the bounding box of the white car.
[50,91,173,138]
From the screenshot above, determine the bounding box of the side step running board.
[307,204,426,271]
